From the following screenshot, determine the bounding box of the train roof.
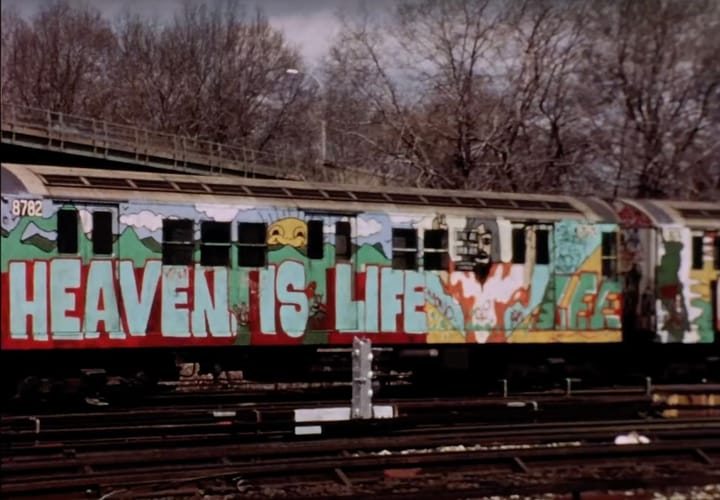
[2,163,718,227]
[619,198,720,229]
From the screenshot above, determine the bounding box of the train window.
[714,236,720,270]
[162,219,194,265]
[535,229,550,265]
[200,221,231,266]
[692,235,704,270]
[237,222,267,267]
[455,229,479,264]
[512,227,526,264]
[92,211,113,255]
[335,221,352,261]
[392,228,418,270]
[57,208,79,254]
[601,231,618,278]
[307,220,324,260]
[423,229,449,271]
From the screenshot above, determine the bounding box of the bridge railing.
[0,103,302,179]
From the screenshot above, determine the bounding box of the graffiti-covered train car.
[615,200,720,343]
[1,163,625,348]
[3,162,718,355]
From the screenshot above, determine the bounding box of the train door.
[553,221,595,333]
[303,212,359,336]
[689,229,720,343]
[552,222,624,335]
[529,223,555,332]
[78,203,120,340]
[619,225,657,338]
[655,224,694,343]
[505,222,555,335]
[52,203,119,339]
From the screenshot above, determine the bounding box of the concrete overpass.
[1,104,396,185]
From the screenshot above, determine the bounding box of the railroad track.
[2,388,715,456]
[5,383,717,445]
[2,418,719,498]
[1,393,658,447]
[2,385,718,498]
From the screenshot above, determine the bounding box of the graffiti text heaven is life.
[7,260,428,340]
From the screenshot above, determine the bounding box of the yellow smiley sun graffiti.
[267,217,308,247]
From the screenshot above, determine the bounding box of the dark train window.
[714,236,720,270]
[601,231,618,278]
[237,222,267,267]
[692,235,704,270]
[455,229,479,262]
[92,211,113,255]
[57,208,79,254]
[335,221,352,261]
[200,221,231,266]
[162,219,194,265]
[392,228,418,270]
[512,227,526,264]
[423,229,449,271]
[307,220,324,260]
[535,229,550,265]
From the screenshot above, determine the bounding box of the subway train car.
[1,163,718,395]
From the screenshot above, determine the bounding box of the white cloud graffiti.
[357,217,383,237]
[120,210,165,232]
[195,203,253,222]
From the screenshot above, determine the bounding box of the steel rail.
[4,418,719,472]
[3,389,665,426]
[0,394,658,445]
[2,436,717,496]
[5,417,717,460]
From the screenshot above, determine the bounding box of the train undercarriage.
[3,337,717,409]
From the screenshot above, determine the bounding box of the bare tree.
[2,0,717,195]
[320,8,412,181]
[0,8,21,102]
[1,1,116,116]
[112,1,311,160]
[323,0,590,192]
[492,0,590,193]
[323,0,719,198]
[579,0,720,199]
[1,0,318,173]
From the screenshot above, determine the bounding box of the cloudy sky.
[2,0,393,66]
